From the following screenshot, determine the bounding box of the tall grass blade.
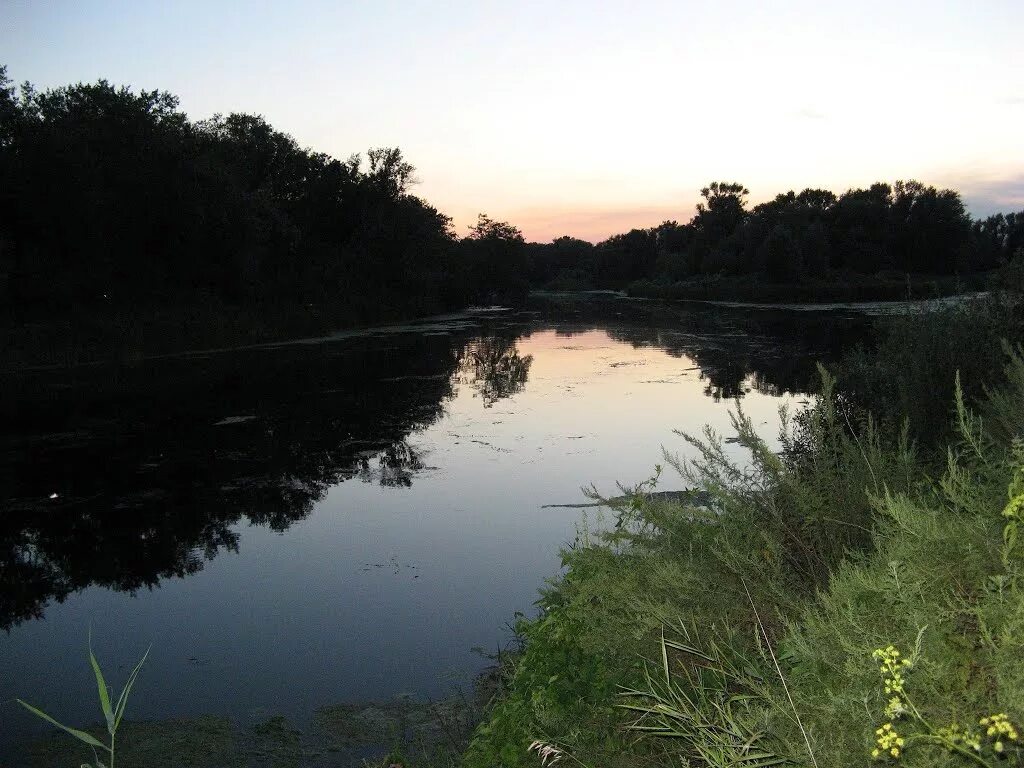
[741,578,817,768]
[113,645,150,730]
[16,699,108,750]
[88,631,115,735]
[660,628,670,684]
[662,637,715,662]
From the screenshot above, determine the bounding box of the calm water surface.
[0,296,875,755]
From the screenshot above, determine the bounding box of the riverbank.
[1,297,476,371]
[9,298,1022,768]
[20,695,479,768]
[462,296,1024,767]
[627,270,992,304]
[3,274,992,373]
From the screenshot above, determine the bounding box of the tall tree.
[691,182,750,273]
[459,214,529,305]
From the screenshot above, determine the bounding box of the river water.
[0,294,877,757]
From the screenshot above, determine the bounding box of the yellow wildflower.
[874,722,903,760]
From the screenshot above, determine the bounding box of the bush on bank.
[464,299,1024,768]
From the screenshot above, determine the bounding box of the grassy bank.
[463,295,1024,767]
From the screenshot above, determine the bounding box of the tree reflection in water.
[1,336,465,630]
[458,336,534,407]
[355,441,425,487]
[0,301,871,632]
[0,329,541,631]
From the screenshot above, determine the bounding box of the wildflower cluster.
[873,723,905,759]
[884,696,907,720]
[1003,459,1024,563]
[979,713,1019,753]
[870,645,914,761]
[872,645,912,696]
[935,723,982,754]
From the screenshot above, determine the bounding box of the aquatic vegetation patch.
[25,716,240,768]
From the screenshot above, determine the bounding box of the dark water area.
[0,295,879,757]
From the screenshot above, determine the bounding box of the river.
[0,294,879,759]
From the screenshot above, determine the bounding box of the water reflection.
[531,295,867,400]
[355,441,425,488]
[3,351,431,630]
[0,298,871,634]
[1,327,550,631]
[458,336,534,407]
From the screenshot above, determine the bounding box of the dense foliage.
[526,182,1024,297]
[461,294,1024,768]
[4,65,1023,357]
[0,67,528,347]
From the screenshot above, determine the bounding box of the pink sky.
[4,0,1022,244]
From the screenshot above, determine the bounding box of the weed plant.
[18,636,149,768]
[465,306,1024,767]
[835,298,1022,449]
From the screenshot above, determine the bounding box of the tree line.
[526,181,1024,292]
[0,68,529,329]
[3,67,1023,333]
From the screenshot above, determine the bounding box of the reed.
[17,633,149,768]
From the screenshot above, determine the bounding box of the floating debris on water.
[213,415,258,426]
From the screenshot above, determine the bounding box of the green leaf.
[16,699,108,750]
[660,629,670,684]
[663,637,714,662]
[88,631,115,735]
[113,645,150,730]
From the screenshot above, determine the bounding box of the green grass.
[463,304,1024,767]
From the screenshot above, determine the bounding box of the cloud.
[793,107,827,120]
[957,175,1024,216]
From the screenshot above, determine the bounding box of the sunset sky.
[3,0,1022,242]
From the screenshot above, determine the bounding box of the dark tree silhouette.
[0,70,496,358]
[455,214,530,305]
[527,177,1018,300]
[3,66,1022,355]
